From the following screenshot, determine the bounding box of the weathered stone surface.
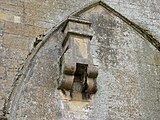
[3,34,30,50]
[5,22,45,37]
[59,17,98,99]
[4,3,160,120]
[0,96,5,116]
[0,0,160,120]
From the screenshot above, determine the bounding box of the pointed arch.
[6,0,160,119]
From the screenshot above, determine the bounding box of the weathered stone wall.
[0,0,160,119]
[80,6,160,119]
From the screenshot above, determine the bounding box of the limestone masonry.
[0,0,160,120]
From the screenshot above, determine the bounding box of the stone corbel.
[58,17,98,100]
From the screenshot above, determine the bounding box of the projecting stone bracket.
[58,17,98,101]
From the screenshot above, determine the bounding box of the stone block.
[3,34,30,50]
[5,49,29,60]
[0,0,24,8]
[63,17,92,37]
[5,22,23,35]
[0,2,23,16]
[73,37,89,59]
[34,20,54,29]
[23,24,45,37]
[0,12,21,23]
[14,16,21,23]
[0,12,12,22]
[24,8,50,24]
[24,2,43,10]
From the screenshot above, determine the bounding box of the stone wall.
[0,0,160,119]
